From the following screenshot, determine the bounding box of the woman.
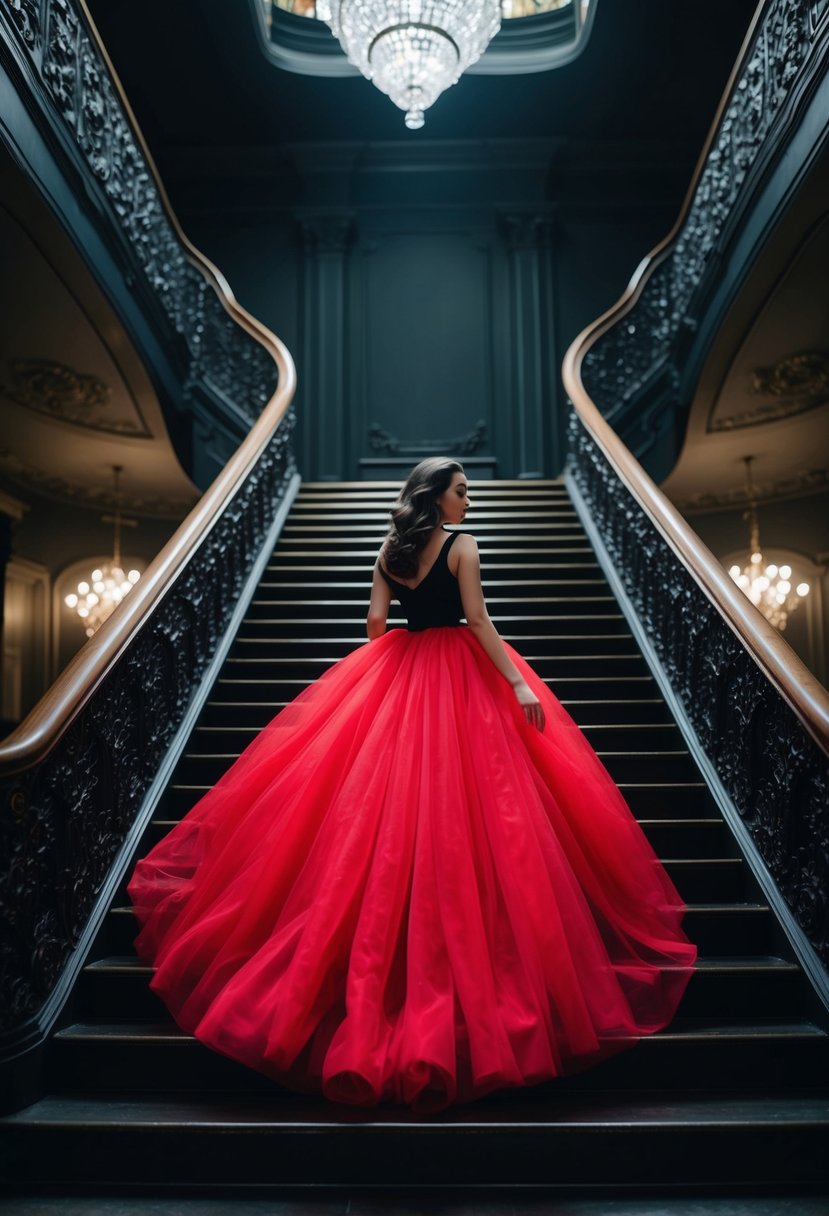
[128,457,696,1113]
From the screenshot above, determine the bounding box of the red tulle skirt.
[128,627,696,1112]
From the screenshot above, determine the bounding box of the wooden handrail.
[0,293,295,777]
[0,0,297,776]
[562,0,829,756]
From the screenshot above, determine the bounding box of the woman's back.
[379,530,464,632]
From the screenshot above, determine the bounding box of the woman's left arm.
[455,534,545,731]
[367,558,392,640]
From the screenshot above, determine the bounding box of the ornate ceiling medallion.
[1,358,148,436]
[709,350,829,432]
[751,349,829,402]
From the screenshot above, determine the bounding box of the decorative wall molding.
[499,212,555,250]
[368,420,488,457]
[298,212,355,254]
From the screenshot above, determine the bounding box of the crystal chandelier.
[65,466,141,638]
[316,0,502,129]
[727,457,810,632]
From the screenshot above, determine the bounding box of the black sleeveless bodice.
[380,531,464,632]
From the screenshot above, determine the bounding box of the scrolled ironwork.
[0,410,296,1034]
[581,0,829,421]
[2,0,275,423]
[568,413,829,966]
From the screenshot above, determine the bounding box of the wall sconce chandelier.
[316,0,502,129]
[728,456,809,632]
[65,466,141,638]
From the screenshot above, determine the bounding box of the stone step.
[77,955,802,1024]
[49,1017,828,1096]
[102,900,774,961]
[5,1091,827,1188]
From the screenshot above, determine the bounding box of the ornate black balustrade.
[1,0,277,445]
[565,0,829,981]
[0,416,296,1045]
[580,0,829,451]
[0,0,299,1101]
[568,416,829,971]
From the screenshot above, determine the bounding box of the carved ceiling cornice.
[676,466,829,515]
[0,451,197,519]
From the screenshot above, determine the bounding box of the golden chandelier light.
[65,466,141,638]
[727,456,809,632]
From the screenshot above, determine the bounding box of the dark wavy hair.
[383,457,465,579]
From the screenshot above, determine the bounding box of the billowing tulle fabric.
[128,628,697,1112]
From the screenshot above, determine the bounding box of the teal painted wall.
[164,138,692,480]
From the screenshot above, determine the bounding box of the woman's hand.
[512,679,546,732]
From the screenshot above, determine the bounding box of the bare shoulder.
[454,531,478,553]
[449,531,479,574]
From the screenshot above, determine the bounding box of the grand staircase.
[3,480,828,1195]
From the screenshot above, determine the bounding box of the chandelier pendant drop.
[65,466,142,638]
[727,456,810,632]
[316,0,502,129]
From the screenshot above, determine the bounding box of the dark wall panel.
[361,231,492,456]
[170,140,684,480]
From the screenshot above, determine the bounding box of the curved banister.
[0,312,295,777]
[562,0,829,759]
[0,0,297,775]
[563,334,829,759]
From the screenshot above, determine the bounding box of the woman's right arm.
[455,534,545,731]
[366,556,392,640]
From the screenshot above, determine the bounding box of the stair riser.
[169,750,699,786]
[228,635,640,659]
[220,655,651,680]
[280,527,590,539]
[138,815,729,861]
[235,616,631,639]
[245,599,621,620]
[256,577,610,592]
[74,965,798,1024]
[185,723,688,761]
[199,698,673,730]
[544,676,656,700]
[662,862,745,903]
[266,561,601,580]
[283,505,579,516]
[102,905,772,958]
[563,700,672,725]
[5,1123,827,1187]
[210,676,660,704]
[155,782,713,820]
[578,724,685,750]
[48,1030,827,1097]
